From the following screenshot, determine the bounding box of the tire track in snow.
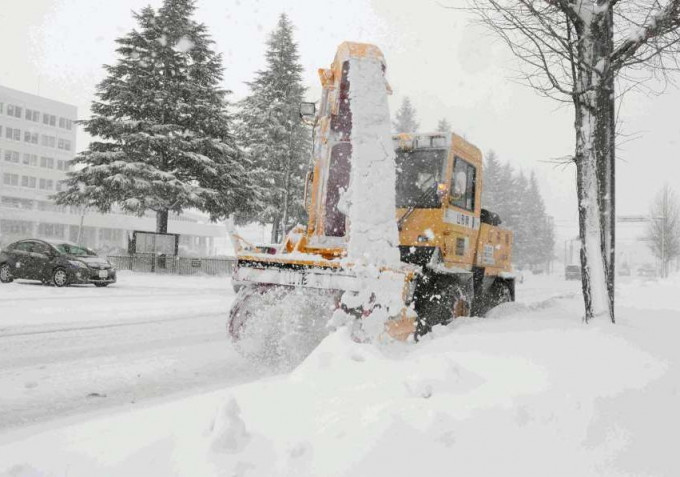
[0,310,229,338]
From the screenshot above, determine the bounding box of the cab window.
[450,157,476,211]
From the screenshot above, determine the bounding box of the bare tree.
[646,185,680,278]
[465,0,680,322]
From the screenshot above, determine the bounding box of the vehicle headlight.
[68,260,87,269]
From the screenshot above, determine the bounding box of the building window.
[3,173,19,186]
[39,178,54,190]
[0,103,3,114]
[38,223,66,239]
[22,153,38,166]
[58,117,73,130]
[40,156,55,169]
[0,219,33,235]
[4,150,20,163]
[5,127,21,141]
[21,175,37,188]
[40,135,56,148]
[42,113,56,126]
[57,159,66,170]
[7,105,22,118]
[25,109,40,122]
[57,138,72,151]
[24,131,39,144]
[1,196,34,209]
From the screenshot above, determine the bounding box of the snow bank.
[2,277,679,476]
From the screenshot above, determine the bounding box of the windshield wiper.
[397,180,439,231]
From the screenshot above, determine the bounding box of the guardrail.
[107,255,236,276]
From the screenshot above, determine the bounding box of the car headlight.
[68,260,87,269]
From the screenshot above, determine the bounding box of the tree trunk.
[270,214,281,244]
[575,114,611,322]
[593,5,616,321]
[156,210,168,234]
[574,15,614,323]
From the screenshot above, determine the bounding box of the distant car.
[637,264,657,278]
[565,265,581,280]
[618,264,631,276]
[0,239,116,287]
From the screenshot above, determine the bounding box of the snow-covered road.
[2,271,677,477]
[0,269,591,434]
[0,272,263,432]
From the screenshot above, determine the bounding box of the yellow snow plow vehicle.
[228,42,514,359]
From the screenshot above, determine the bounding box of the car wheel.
[0,264,13,283]
[52,268,69,287]
[94,283,109,287]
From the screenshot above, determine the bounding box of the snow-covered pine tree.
[55,0,256,233]
[495,161,519,233]
[510,171,532,268]
[525,172,555,271]
[236,13,311,243]
[481,150,503,212]
[436,118,452,134]
[481,153,555,272]
[392,97,419,133]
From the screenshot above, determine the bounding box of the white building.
[0,85,224,256]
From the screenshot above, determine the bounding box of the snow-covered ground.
[0,272,264,432]
[1,272,679,476]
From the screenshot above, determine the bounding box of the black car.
[0,239,116,287]
[565,264,581,280]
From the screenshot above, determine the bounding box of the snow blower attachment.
[228,42,516,363]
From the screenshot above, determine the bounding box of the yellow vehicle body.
[229,41,515,346]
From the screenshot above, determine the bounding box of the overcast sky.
[2,0,679,243]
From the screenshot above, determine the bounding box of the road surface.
[0,272,262,432]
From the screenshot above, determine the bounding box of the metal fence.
[107,255,236,276]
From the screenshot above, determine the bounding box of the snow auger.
[228,42,515,362]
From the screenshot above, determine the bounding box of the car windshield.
[395,148,447,208]
[53,243,97,257]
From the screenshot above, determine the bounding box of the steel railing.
[107,255,236,276]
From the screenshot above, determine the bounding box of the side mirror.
[299,102,316,119]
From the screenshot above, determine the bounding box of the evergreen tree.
[481,156,555,271]
[436,118,452,134]
[525,172,555,269]
[237,13,310,243]
[511,171,532,267]
[56,0,255,233]
[392,97,419,133]
[481,150,503,212]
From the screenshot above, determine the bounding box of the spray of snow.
[331,56,409,340]
[229,286,339,370]
[346,57,400,267]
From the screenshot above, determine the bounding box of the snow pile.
[2,275,679,477]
